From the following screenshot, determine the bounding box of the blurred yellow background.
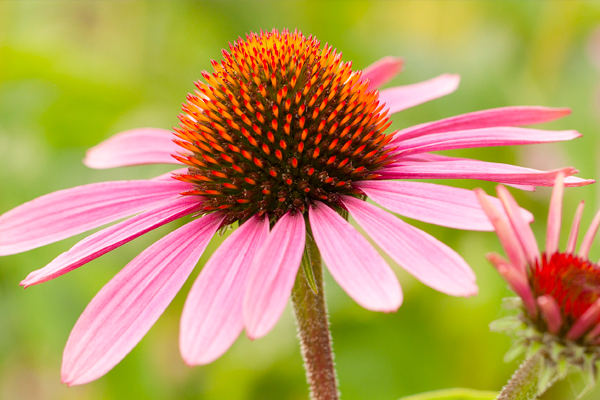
[1,1,600,399]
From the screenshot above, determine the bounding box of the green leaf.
[398,388,498,400]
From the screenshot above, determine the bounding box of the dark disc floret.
[172,29,396,225]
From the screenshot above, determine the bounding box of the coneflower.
[0,29,592,398]
[477,175,600,399]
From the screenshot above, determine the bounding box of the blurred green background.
[1,1,600,399]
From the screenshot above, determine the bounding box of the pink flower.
[477,175,600,342]
[0,29,592,386]
[477,176,600,393]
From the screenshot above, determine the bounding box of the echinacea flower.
[476,176,600,396]
[0,29,592,386]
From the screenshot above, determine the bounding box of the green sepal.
[525,340,543,358]
[339,207,349,222]
[489,316,522,333]
[549,341,564,362]
[572,345,585,361]
[577,354,597,399]
[536,358,557,395]
[517,326,537,339]
[217,224,231,237]
[504,339,527,363]
[501,297,523,310]
[557,357,569,380]
[301,244,319,295]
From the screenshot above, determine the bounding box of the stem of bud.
[497,353,557,400]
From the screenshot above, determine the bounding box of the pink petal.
[309,202,402,312]
[356,180,533,232]
[361,56,404,90]
[476,189,527,274]
[393,106,572,142]
[0,179,192,255]
[567,299,600,340]
[566,201,585,254]
[579,207,600,259]
[486,252,537,318]
[342,196,476,297]
[180,215,269,365]
[21,197,203,287]
[61,212,224,386]
[586,322,600,343]
[379,154,593,187]
[84,128,182,169]
[243,212,305,340]
[537,295,562,335]
[394,127,581,156]
[378,74,460,114]
[507,184,536,192]
[496,185,540,266]
[545,173,565,256]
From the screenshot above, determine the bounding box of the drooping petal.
[342,196,476,297]
[61,212,224,386]
[567,299,600,340]
[566,201,585,254]
[545,173,565,256]
[393,106,571,142]
[180,215,269,365]
[486,252,537,318]
[586,323,600,343]
[356,180,533,232]
[496,185,540,266]
[378,74,460,114]
[21,197,204,287]
[537,295,562,335]
[0,179,192,255]
[309,201,402,312]
[243,212,305,340]
[394,127,581,156]
[476,189,527,274]
[84,128,182,169]
[379,154,593,187]
[361,56,404,90]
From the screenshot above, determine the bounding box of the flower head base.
[492,297,600,396]
[477,176,600,395]
[175,29,394,224]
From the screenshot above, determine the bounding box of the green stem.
[291,233,339,400]
[497,354,556,400]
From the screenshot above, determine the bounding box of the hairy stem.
[291,233,339,400]
[497,354,556,400]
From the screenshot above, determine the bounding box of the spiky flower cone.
[174,29,394,225]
